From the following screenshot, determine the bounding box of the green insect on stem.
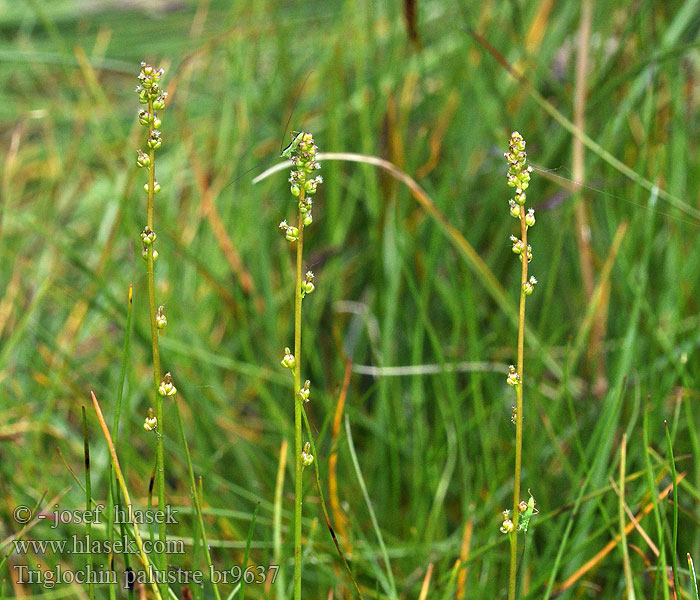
[281,131,305,159]
[518,491,538,533]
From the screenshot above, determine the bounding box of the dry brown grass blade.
[90,391,163,600]
[329,359,353,553]
[555,472,686,595]
[418,563,434,600]
[609,476,659,557]
[455,516,474,600]
[524,0,555,55]
[415,90,459,179]
[268,438,288,598]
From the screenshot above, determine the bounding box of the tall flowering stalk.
[500,132,538,600]
[135,62,221,600]
[279,132,323,600]
[135,62,170,594]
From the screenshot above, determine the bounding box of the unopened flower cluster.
[504,132,537,392]
[279,132,323,239]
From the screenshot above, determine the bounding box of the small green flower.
[143,408,158,432]
[155,305,167,329]
[281,348,296,370]
[141,247,159,262]
[153,93,167,111]
[297,379,311,403]
[506,365,520,387]
[301,441,314,467]
[301,271,315,296]
[509,200,520,218]
[141,226,157,245]
[143,181,161,194]
[147,130,162,150]
[525,208,536,228]
[158,372,177,397]
[510,236,525,255]
[136,150,150,168]
[522,276,538,295]
[500,509,515,534]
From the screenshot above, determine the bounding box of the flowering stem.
[145,101,168,597]
[502,131,536,600]
[293,193,305,600]
[509,208,528,600]
[278,132,322,600]
[136,62,169,596]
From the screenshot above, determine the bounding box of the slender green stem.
[293,191,305,600]
[508,207,528,600]
[172,403,221,600]
[145,97,167,596]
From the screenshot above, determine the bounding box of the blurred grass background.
[1,0,700,598]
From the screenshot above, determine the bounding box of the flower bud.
[506,365,520,387]
[297,379,311,403]
[136,150,150,168]
[500,518,515,534]
[281,348,296,370]
[153,93,167,111]
[156,305,167,329]
[522,276,538,295]
[143,408,157,432]
[509,200,520,218]
[158,372,177,397]
[142,247,159,262]
[140,226,157,245]
[301,441,314,467]
[301,271,315,296]
[525,208,535,227]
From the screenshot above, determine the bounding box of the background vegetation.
[1,0,700,598]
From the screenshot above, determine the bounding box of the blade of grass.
[107,284,134,600]
[301,407,365,600]
[555,474,685,595]
[345,414,397,600]
[82,407,95,600]
[464,27,700,222]
[644,400,670,600]
[619,434,636,600]
[664,421,681,595]
[688,554,699,600]
[239,502,260,600]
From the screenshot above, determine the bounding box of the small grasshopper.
[281,131,305,159]
[517,490,538,533]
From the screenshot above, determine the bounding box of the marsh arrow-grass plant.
[135,62,221,599]
[135,62,170,595]
[501,131,538,600]
[279,132,323,600]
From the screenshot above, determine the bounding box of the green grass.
[1,1,700,598]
